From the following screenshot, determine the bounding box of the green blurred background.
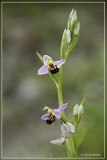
[2,2,104,158]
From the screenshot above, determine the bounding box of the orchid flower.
[50,122,75,145]
[41,103,68,124]
[38,55,65,75]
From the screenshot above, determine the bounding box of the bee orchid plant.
[36,9,86,158]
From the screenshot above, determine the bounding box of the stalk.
[57,65,66,118]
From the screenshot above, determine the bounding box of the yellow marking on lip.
[48,110,52,114]
[48,60,53,65]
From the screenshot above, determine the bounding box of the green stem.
[66,134,77,158]
[57,65,66,118]
[49,72,58,88]
[60,116,67,123]
[57,65,63,105]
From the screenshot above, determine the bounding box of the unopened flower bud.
[74,22,80,36]
[68,9,77,31]
[68,9,74,28]
[78,104,84,115]
[69,9,75,18]
[66,29,71,43]
[71,10,77,26]
[60,28,67,59]
[73,104,79,116]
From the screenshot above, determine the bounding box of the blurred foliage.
[2,2,104,158]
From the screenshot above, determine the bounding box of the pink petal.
[41,113,50,120]
[61,123,67,137]
[38,64,49,75]
[66,122,75,133]
[50,137,65,145]
[53,59,65,68]
[57,103,68,111]
[61,123,70,137]
[54,109,62,119]
[43,55,50,65]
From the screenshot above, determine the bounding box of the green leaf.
[66,134,76,158]
[73,133,78,150]
[49,72,58,87]
[60,28,67,59]
[81,94,86,107]
[70,115,74,124]
[77,128,87,149]
[74,116,79,132]
[36,51,44,63]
